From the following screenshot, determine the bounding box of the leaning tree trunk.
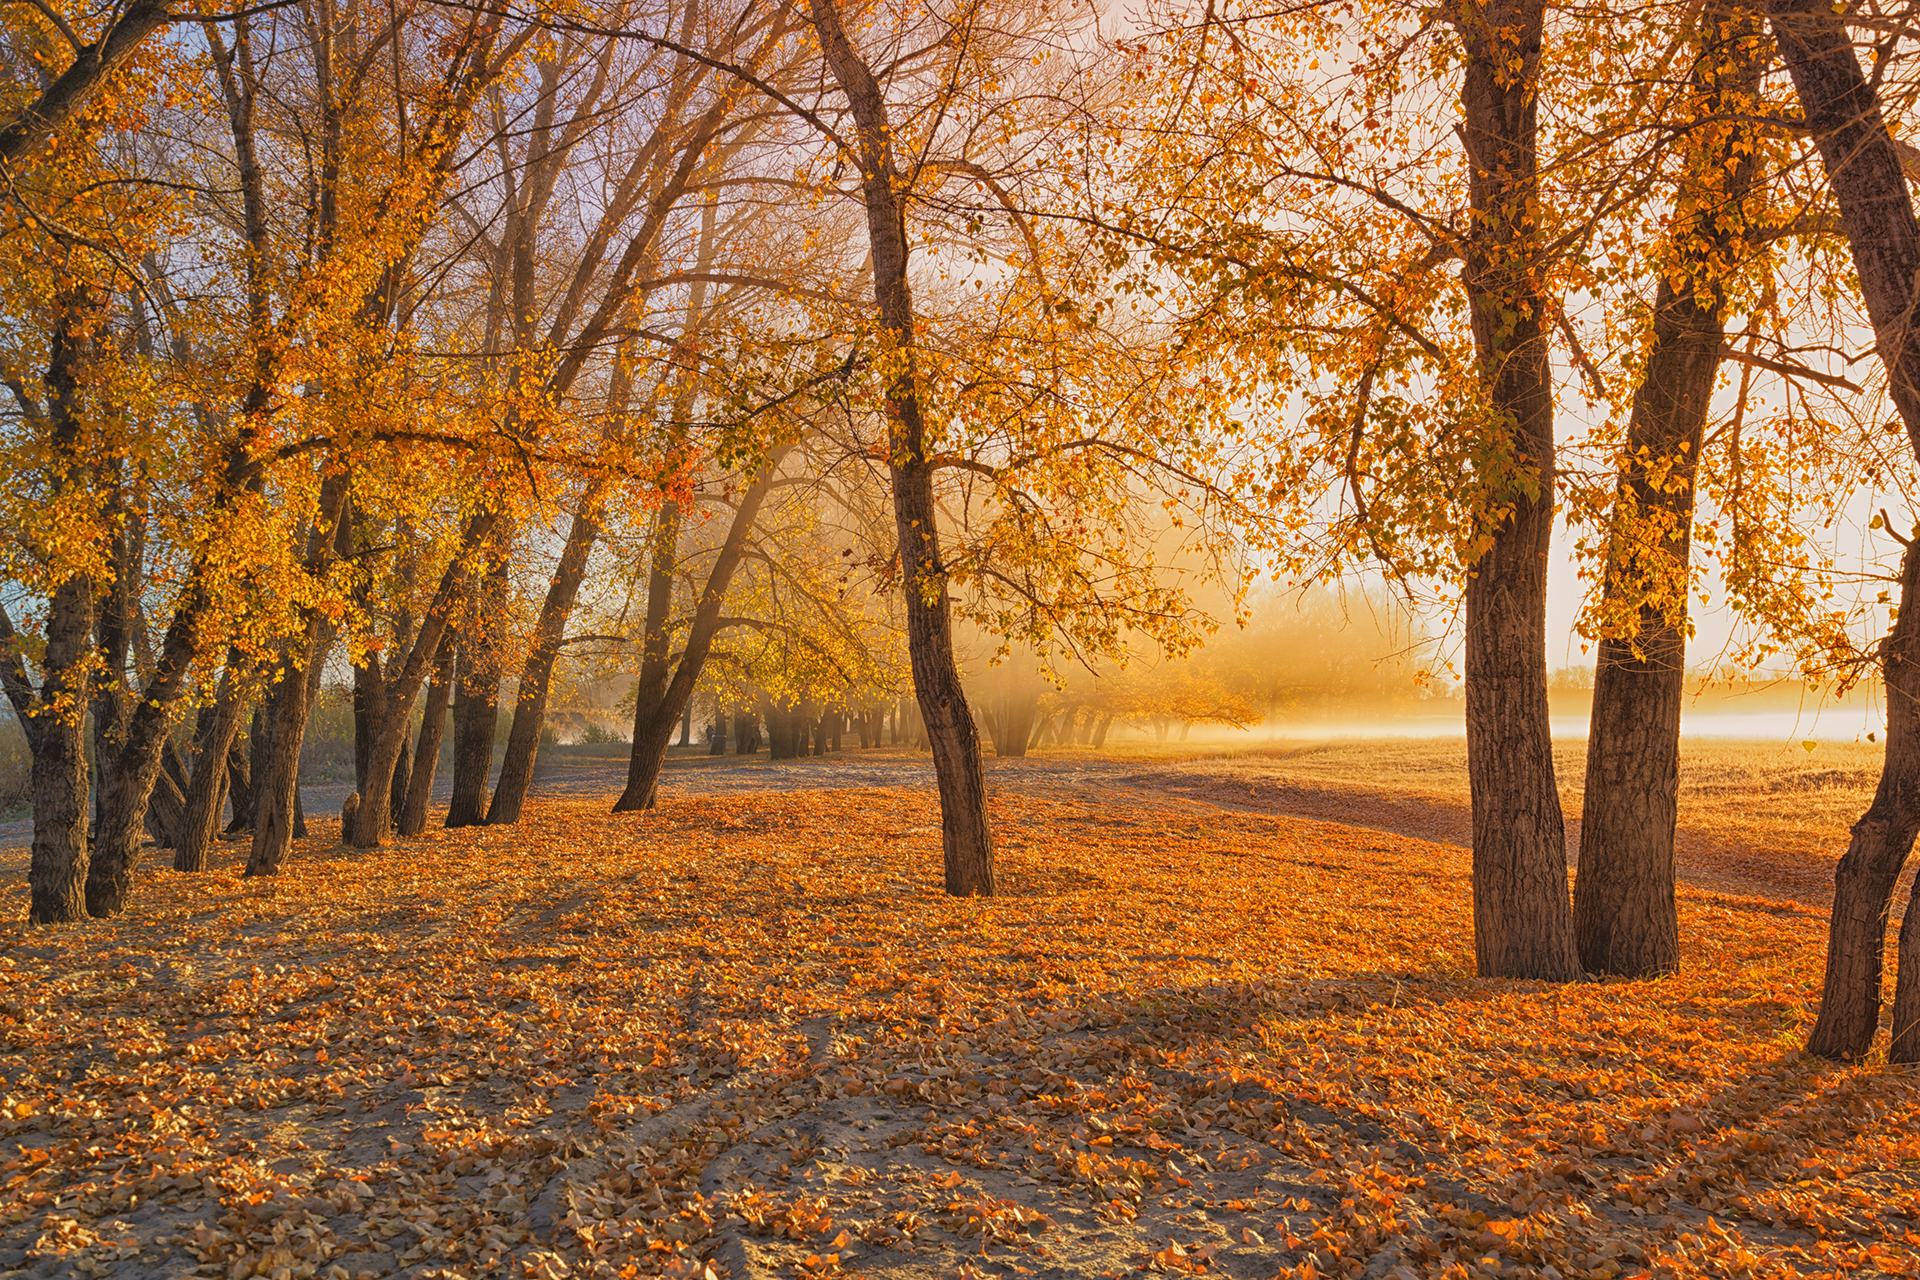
[1455,0,1582,980]
[613,500,683,809]
[398,639,455,836]
[490,493,603,825]
[615,462,784,811]
[175,670,248,872]
[1770,0,1920,1061]
[247,472,351,877]
[1577,6,1766,977]
[814,0,994,895]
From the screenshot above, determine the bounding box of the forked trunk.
[1770,0,1920,1061]
[616,465,782,811]
[445,559,505,829]
[613,501,682,809]
[1578,7,1767,977]
[247,473,351,876]
[246,656,315,877]
[352,512,500,847]
[398,640,455,836]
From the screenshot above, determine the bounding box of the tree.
[1575,4,1770,978]
[810,0,996,895]
[1766,0,1920,1063]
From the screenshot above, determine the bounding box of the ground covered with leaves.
[1,780,1915,1280]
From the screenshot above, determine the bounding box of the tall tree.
[1451,0,1583,980]
[1576,7,1770,977]
[810,0,995,896]
[1767,0,1920,1062]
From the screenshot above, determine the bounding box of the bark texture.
[1577,8,1766,977]
[813,0,995,895]
[28,576,92,924]
[1454,0,1581,979]
[445,554,507,828]
[247,474,351,876]
[174,671,248,872]
[25,292,102,924]
[614,501,683,809]
[351,513,501,847]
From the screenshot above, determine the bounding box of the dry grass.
[1052,737,1881,907]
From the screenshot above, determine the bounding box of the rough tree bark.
[812,0,995,894]
[22,291,102,923]
[1453,0,1583,980]
[247,473,351,876]
[1769,0,1920,1060]
[224,715,254,834]
[175,669,248,872]
[351,512,502,847]
[1577,6,1766,977]
[0,0,173,167]
[615,500,684,807]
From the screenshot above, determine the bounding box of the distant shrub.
[579,721,628,745]
[0,709,26,815]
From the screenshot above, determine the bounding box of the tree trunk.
[246,658,314,876]
[1454,0,1582,981]
[814,0,994,895]
[615,500,683,808]
[398,639,455,836]
[247,473,351,877]
[352,653,386,796]
[1577,6,1765,978]
[175,671,248,872]
[23,288,103,924]
[1770,0,1920,1060]
[352,513,501,847]
[445,603,503,828]
[489,492,602,825]
[147,741,189,849]
[28,575,94,924]
[614,460,784,811]
[224,710,254,834]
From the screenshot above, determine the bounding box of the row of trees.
[5,0,1920,1061]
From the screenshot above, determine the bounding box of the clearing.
[1,742,1915,1280]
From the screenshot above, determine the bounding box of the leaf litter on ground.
[0,785,1915,1280]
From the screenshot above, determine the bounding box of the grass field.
[2,764,1916,1280]
[1027,736,1881,906]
